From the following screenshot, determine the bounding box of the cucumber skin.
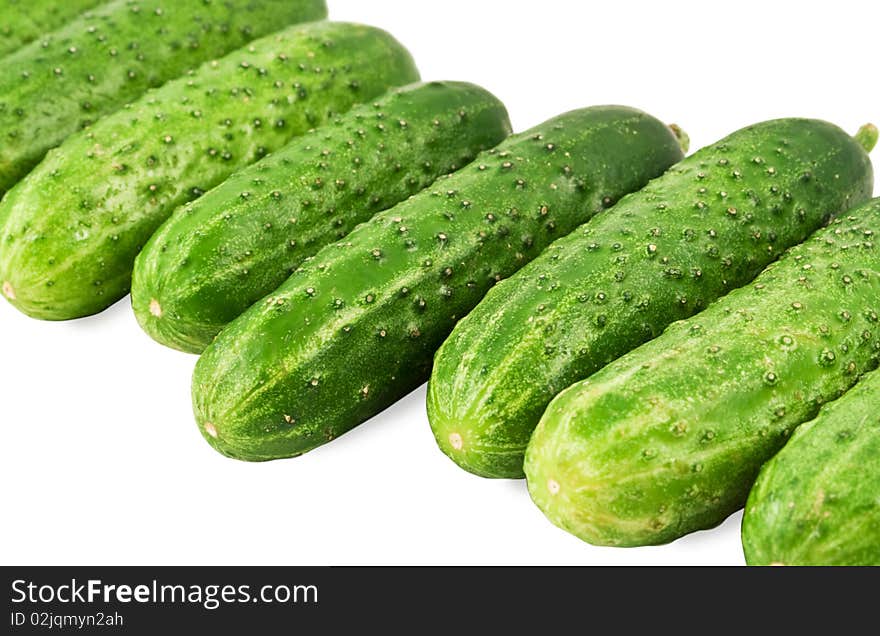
[429,118,875,479]
[0,0,103,58]
[132,81,512,353]
[0,21,419,320]
[742,366,880,566]
[525,200,880,547]
[192,106,685,461]
[0,0,328,194]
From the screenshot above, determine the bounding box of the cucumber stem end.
[668,124,690,155]
[855,123,878,153]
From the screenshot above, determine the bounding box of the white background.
[2,0,877,565]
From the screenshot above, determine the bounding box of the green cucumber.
[0,0,103,58]
[0,21,419,320]
[192,105,686,461]
[429,119,876,479]
[525,198,880,547]
[742,365,880,566]
[0,0,328,194]
[132,81,511,353]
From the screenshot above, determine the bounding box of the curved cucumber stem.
[668,123,690,154]
[855,123,878,153]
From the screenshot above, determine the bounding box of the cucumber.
[429,119,877,479]
[0,0,103,58]
[525,198,880,547]
[191,106,686,461]
[132,81,511,353]
[0,0,328,194]
[742,366,880,566]
[0,21,419,320]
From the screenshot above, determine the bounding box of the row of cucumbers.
[1,2,878,565]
